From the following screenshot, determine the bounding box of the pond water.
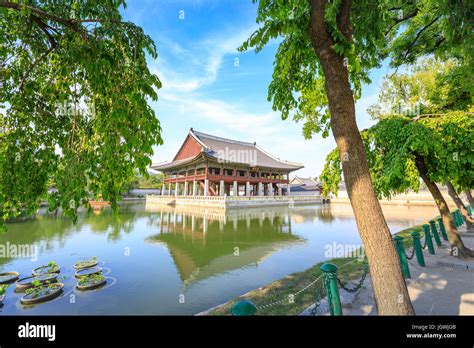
[0,202,438,315]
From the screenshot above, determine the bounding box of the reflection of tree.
[146,212,303,284]
[0,216,75,267]
[86,210,137,241]
[0,203,146,268]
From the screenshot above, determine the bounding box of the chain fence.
[421,236,428,250]
[255,274,324,311]
[336,261,369,293]
[405,246,415,260]
[309,278,325,315]
[255,258,365,314]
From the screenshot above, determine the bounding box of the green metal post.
[454,209,462,227]
[457,210,464,226]
[320,263,342,316]
[451,210,458,227]
[393,236,411,279]
[450,212,457,228]
[429,220,442,246]
[437,217,448,241]
[231,300,257,316]
[422,224,435,255]
[411,232,425,267]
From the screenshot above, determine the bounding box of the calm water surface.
[0,202,438,315]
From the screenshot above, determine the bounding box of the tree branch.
[385,9,418,36]
[30,15,57,49]
[19,45,55,91]
[336,0,352,41]
[0,1,87,39]
[402,16,439,61]
[308,0,333,51]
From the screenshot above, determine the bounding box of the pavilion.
[151,128,304,197]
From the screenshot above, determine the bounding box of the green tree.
[321,112,474,257]
[0,1,162,223]
[368,56,473,224]
[386,1,473,68]
[240,0,416,314]
[368,57,472,119]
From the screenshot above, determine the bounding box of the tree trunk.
[414,154,473,258]
[465,190,474,207]
[308,0,414,315]
[445,182,474,227]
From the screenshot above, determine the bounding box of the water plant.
[74,257,98,269]
[24,283,62,300]
[0,284,8,296]
[77,273,105,287]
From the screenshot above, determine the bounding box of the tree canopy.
[0,1,162,223]
[320,111,474,198]
[368,57,473,119]
[239,0,393,139]
[386,0,473,68]
[239,0,473,139]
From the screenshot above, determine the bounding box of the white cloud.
[152,25,256,93]
[151,93,337,177]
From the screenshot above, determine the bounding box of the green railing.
[231,211,466,316]
[231,259,369,316]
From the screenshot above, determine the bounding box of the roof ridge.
[191,129,256,147]
[255,144,304,166]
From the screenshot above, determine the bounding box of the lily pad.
[76,274,106,291]
[21,283,64,305]
[0,272,19,284]
[16,273,58,291]
[32,263,60,276]
[74,267,102,278]
[73,258,98,270]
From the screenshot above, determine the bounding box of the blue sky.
[121,0,394,177]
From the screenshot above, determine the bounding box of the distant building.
[151,128,304,196]
[287,176,322,196]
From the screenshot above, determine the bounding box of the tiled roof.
[152,129,304,171]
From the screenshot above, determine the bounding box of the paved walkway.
[303,225,474,315]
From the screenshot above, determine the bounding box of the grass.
[395,224,424,248]
[207,257,366,316]
[206,221,432,316]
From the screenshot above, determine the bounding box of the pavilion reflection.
[145,203,304,285]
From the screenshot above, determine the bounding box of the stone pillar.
[245,181,250,196]
[257,182,263,196]
[175,183,179,197]
[278,186,282,196]
[162,183,166,196]
[192,180,197,196]
[168,183,172,196]
[233,181,238,196]
[220,180,225,196]
[204,179,209,197]
[184,181,188,196]
[287,174,291,195]
[269,183,274,196]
